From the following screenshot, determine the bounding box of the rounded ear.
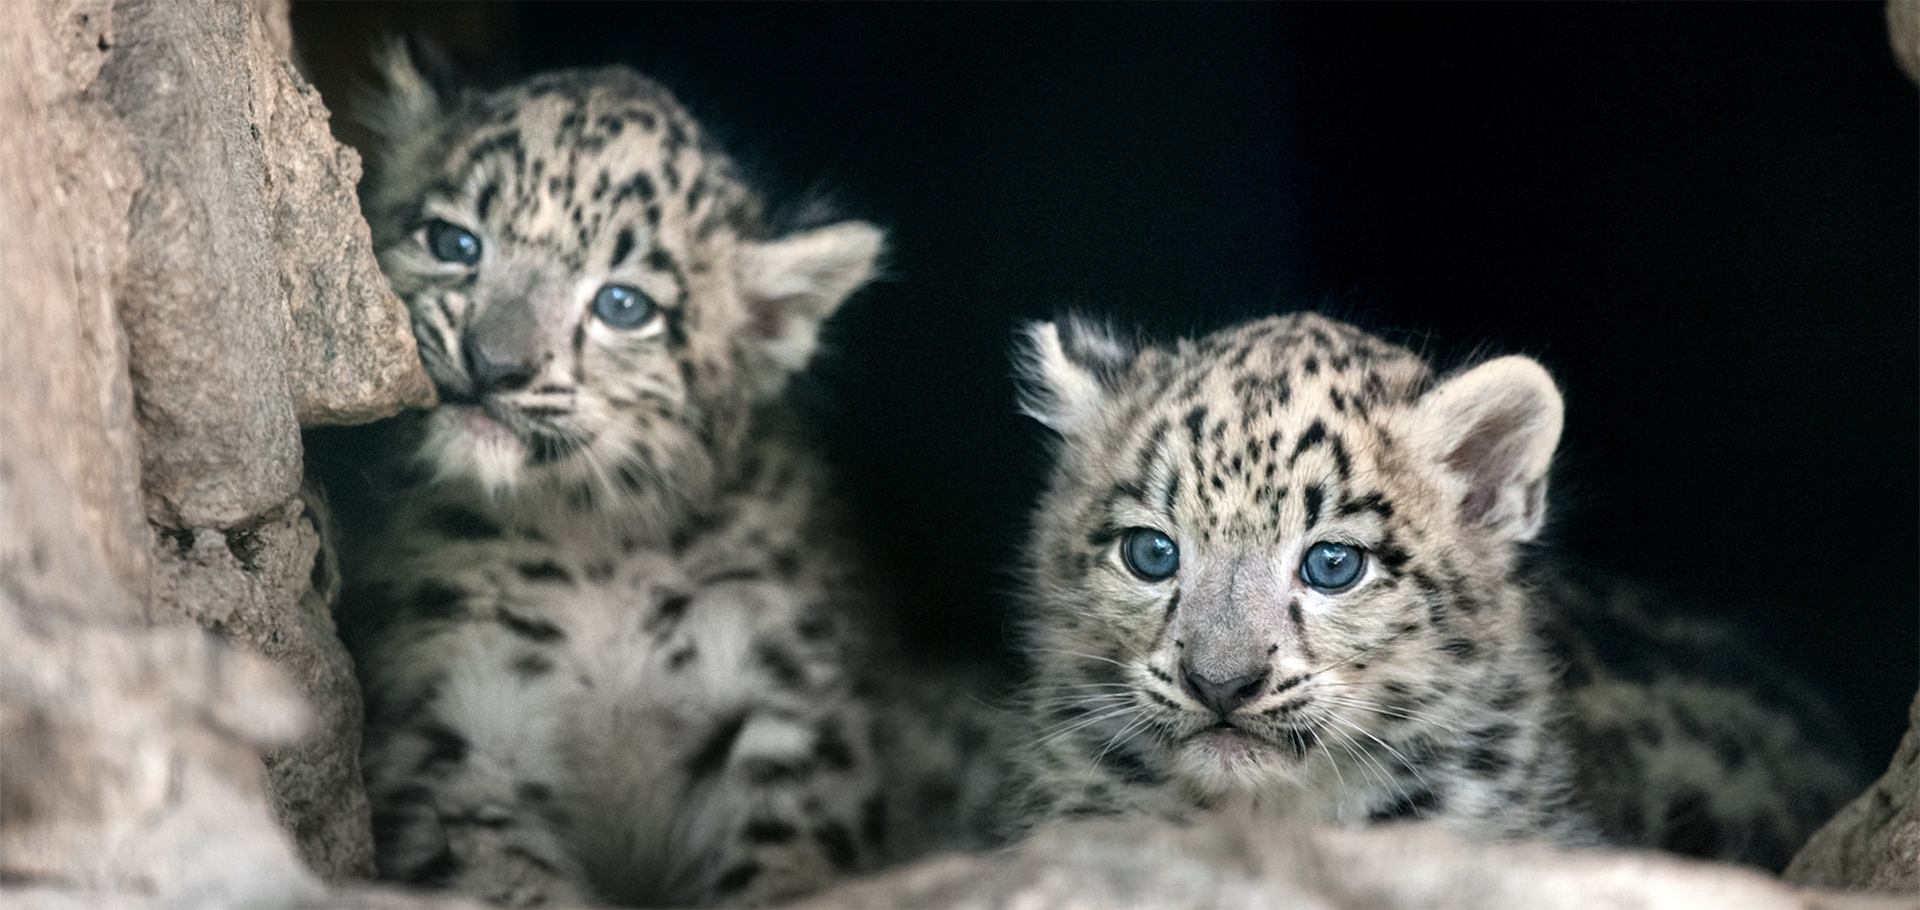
[736,221,885,378]
[1015,314,1135,436]
[1410,355,1563,541]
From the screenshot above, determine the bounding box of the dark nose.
[1181,667,1268,718]
[463,334,535,393]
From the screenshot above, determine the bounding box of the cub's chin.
[1171,725,1312,797]
[418,404,534,494]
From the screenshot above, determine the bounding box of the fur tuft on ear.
[737,221,885,380]
[1411,355,1563,541]
[1015,315,1136,436]
[361,36,453,148]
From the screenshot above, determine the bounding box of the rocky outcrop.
[0,0,430,899]
[1784,688,1920,892]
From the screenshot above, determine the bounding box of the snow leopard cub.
[1004,312,1862,868]
[333,46,919,907]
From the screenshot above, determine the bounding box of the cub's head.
[361,44,882,512]
[1016,313,1561,799]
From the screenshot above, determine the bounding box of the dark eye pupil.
[426,220,481,266]
[1301,542,1364,592]
[592,284,657,329]
[1121,528,1179,581]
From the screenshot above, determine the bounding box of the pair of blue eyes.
[1118,529,1366,593]
[424,219,658,330]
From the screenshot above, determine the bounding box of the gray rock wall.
[0,0,431,900]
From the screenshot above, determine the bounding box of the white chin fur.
[421,406,530,494]
[1173,729,1306,798]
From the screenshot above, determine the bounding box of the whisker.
[1327,712,1430,793]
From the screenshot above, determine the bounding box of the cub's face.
[1018,313,1562,798]
[363,54,881,507]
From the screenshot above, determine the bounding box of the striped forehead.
[444,88,706,270]
[1100,317,1430,540]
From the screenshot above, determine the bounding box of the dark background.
[293,2,1918,761]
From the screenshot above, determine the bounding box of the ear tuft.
[1015,315,1135,436]
[361,36,452,147]
[1411,355,1563,541]
[737,221,885,380]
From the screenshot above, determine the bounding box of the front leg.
[360,621,599,907]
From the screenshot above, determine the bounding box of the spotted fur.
[335,45,934,906]
[1004,312,1862,868]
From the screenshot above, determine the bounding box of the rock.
[4,0,432,892]
[148,494,374,881]
[1784,687,1920,892]
[0,590,323,907]
[0,0,149,616]
[87,0,430,882]
[792,814,1916,910]
[101,0,306,531]
[1891,0,1919,87]
[250,6,435,428]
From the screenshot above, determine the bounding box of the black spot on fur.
[511,652,554,678]
[1184,406,1208,444]
[516,561,571,583]
[611,227,636,265]
[650,593,692,634]
[1489,675,1527,711]
[795,609,835,641]
[431,506,502,540]
[408,582,466,620]
[1659,790,1721,858]
[1368,787,1441,822]
[714,862,762,894]
[475,181,499,221]
[758,642,806,689]
[743,819,799,844]
[1464,742,1514,778]
[516,781,552,803]
[398,844,458,886]
[1302,484,1324,529]
[685,714,747,780]
[1337,491,1394,519]
[497,608,564,642]
[743,758,812,785]
[417,724,469,770]
[813,722,857,771]
[1095,743,1166,785]
[813,823,860,870]
[1439,637,1478,660]
[860,794,888,846]
[1288,420,1327,467]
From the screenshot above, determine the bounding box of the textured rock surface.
[87,0,429,883]
[2,0,429,894]
[793,815,1917,910]
[0,590,322,906]
[0,0,149,617]
[103,0,306,532]
[1784,687,1920,892]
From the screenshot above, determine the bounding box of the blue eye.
[1120,528,1179,581]
[1300,542,1365,592]
[425,220,482,266]
[591,284,658,330]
